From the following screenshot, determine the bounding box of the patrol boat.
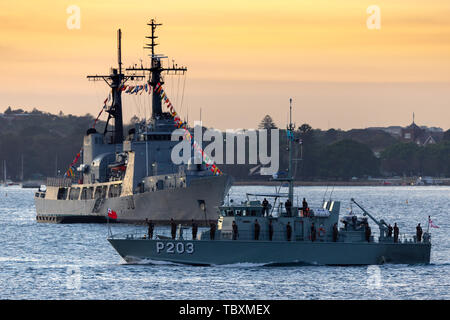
[34,20,232,224]
[108,101,432,265]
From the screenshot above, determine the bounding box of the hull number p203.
[156,242,194,254]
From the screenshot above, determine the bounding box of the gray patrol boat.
[108,100,431,265]
[35,20,232,224]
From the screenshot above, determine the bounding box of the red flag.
[107,208,117,220]
[429,217,439,228]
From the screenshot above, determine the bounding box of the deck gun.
[351,198,389,240]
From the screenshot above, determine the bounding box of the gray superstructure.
[35,21,232,224]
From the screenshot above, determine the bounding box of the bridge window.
[108,184,122,198]
[81,187,94,200]
[69,187,81,200]
[57,187,68,200]
[94,186,107,199]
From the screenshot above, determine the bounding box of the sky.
[0,0,449,130]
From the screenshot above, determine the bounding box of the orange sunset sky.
[0,0,449,130]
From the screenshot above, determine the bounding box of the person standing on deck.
[302,198,308,213]
[170,218,176,240]
[393,223,399,243]
[285,199,292,217]
[232,221,239,240]
[332,223,339,242]
[416,223,423,242]
[262,198,269,216]
[146,219,154,240]
[192,219,198,240]
[387,224,393,238]
[210,222,216,240]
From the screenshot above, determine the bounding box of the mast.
[87,29,142,144]
[288,98,294,203]
[127,19,187,118]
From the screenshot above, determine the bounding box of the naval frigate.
[35,20,233,224]
[108,100,432,266]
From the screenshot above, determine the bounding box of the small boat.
[108,100,432,266]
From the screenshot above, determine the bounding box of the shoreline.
[232,180,450,186]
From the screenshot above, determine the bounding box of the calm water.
[0,185,449,300]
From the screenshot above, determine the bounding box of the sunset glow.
[1,0,449,130]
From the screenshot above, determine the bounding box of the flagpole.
[107,210,112,237]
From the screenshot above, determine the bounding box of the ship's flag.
[429,216,439,228]
[107,208,117,220]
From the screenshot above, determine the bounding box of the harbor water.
[0,185,449,299]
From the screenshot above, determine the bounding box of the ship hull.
[108,238,431,266]
[35,175,232,224]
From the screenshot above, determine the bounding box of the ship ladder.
[92,197,105,213]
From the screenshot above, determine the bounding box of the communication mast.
[127,19,187,118]
[87,29,144,144]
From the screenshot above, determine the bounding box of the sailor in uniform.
[232,221,238,240]
[393,223,399,243]
[170,218,176,240]
[416,223,423,242]
[192,219,198,240]
[262,198,269,216]
[146,219,154,240]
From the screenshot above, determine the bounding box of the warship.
[108,100,432,265]
[35,20,233,224]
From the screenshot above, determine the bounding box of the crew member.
[285,199,292,216]
[146,219,154,240]
[232,221,238,240]
[170,218,177,240]
[310,223,317,242]
[210,222,216,240]
[286,222,292,241]
[342,219,348,230]
[393,223,399,243]
[262,198,269,216]
[416,223,423,242]
[268,220,274,241]
[387,224,393,238]
[332,223,339,242]
[351,215,358,230]
[192,219,198,240]
[302,198,308,212]
[254,219,260,240]
[365,223,371,242]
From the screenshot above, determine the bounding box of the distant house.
[400,117,442,146]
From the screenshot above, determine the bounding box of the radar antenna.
[127,19,187,117]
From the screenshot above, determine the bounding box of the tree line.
[0,109,449,181]
[256,114,450,180]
